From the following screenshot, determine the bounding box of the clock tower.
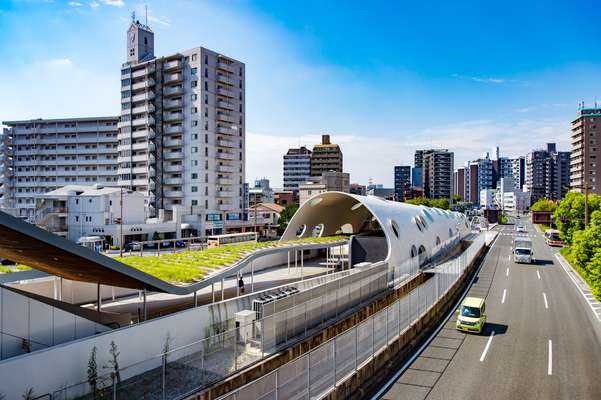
[126,17,154,64]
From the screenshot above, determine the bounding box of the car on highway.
[544,230,564,247]
[516,225,527,233]
[456,297,487,334]
[513,237,534,263]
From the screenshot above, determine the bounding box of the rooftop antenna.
[145,4,148,27]
[131,10,135,23]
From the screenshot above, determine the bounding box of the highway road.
[377,219,601,400]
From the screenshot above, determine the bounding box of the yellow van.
[456,297,487,333]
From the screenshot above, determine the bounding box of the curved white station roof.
[281,192,471,268]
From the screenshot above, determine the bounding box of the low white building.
[34,184,192,246]
[299,182,327,205]
[479,188,498,209]
[495,177,531,215]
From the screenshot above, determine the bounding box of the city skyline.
[0,0,598,187]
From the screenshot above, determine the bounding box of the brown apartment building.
[571,107,601,194]
[310,134,343,176]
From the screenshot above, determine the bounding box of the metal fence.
[217,233,486,400]
[51,262,389,400]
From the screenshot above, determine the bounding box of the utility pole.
[119,188,124,257]
[253,192,257,234]
[584,122,589,227]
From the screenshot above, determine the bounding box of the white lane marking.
[502,289,507,304]
[555,253,601,322]
[543,292,549,309]
[548,340,553,375]
[506,267,509,277]
[480,331,495,362]
[537,270,541,280]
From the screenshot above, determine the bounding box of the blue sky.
[1,0,600,187]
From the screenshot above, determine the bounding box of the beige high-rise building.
[119,18,245,234]
[310,134,343,176]
[571,107,601,194]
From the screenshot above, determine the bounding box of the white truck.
[513,236,534,264]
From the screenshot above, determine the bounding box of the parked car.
[123,242,142,252]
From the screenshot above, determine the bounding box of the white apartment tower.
[0,117,119,220]
[119,19,245,234]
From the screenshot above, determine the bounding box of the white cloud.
[89,1,99,8]
[68,1,83,6]
[43,58,73,67]
[99,0,124,6]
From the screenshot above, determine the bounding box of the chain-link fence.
[217,233,486,400]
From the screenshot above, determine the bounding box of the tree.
[430,198,450,210]
[530,198,557,212]
[405,197,450,210]
[152,231,161,241]
[277,203,299,234]
[106,341,121,384]
[87,346,98,398]
[553,192,601,243]
[452,194,462,204]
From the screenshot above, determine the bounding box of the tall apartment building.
[526,143,571,203]
[119,19,245,233]
[394,165,411,200]
[416,149,453,199]
[283,146,311,191]
[511,157,526,190]
[571,107,601,194]
[0,117,119,220]
[310,134,343,176]
[453,167,466,200]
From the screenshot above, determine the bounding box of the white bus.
[207,232,258,248]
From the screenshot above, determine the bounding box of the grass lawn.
[117,235,347,284]
[559,247,601,301]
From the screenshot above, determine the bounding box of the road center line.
[548,340,553,375]
[506,267,509,277]
[501,289,507,304]
[537,270,541,280]
[480,331,495,362]
[543,292,549,309]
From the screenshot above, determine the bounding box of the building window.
[204,81,208,91]
[204,54,208,64]
[191,80,198,88]
[191,94,197,101]
[192,53,197,62]
[192,173,198,179]
[192,120,198,127]
[191,186,198,193]
[191,107,198,114]
[191,147,198,153]
[192,200,198,206]
[204,94,208,105]
[191,67,198,76]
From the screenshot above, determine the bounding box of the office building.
[299,171,350,205]
[248,178,274,206]
[571,106,601,194]
[415,149,453,199]
[119,18,245,234]
[283,146,311,191]
[512,157,526,190]
[394,166,411,201]
[310,134,343,176]
[411,167,423,188]
[526,143,571,202]
[349,183,367,196]
[0,117,119,220]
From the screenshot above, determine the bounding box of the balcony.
[164,151,184,160]
[217,74,235,86]
[217,112,235,123]
[217,87,235,98]
[131,65,156,78]
[217,165,234,173]
[131,154,149,163]
[132,178,148,187]
[132,128,155,140]
[217,101,235,111]
[164,125,183,135]
[131,116,155,127]
[164,177,183,185]
[217,62,235,73]
[131,92,155,102]
[217,178,233,185]
[163,99,183,110]
[163,112,183,122]
[164,190,183,198]
[163,138,183,147]
[164,164,183,173]
[163,73,183,84]
[132,79,155,90]
[216,152,235,160]
[132,142,153,151]
[163,59,182,71]
[163,86,184,97]
[217,126,237,135]
[132,104,155,114]
[217,139,236,148]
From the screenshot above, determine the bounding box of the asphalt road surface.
[377,218,601,400]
